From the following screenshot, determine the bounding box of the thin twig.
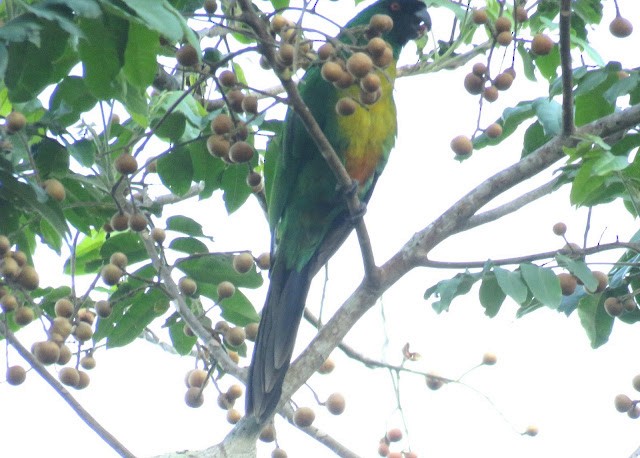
[559,0,574,136]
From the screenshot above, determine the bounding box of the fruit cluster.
[614,375,640,419]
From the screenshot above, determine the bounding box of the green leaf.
[5,18,72,102]
[520,263,562,308]
[122,0,186,43]
[100,232,149,266]
[197,284,260,326]
[577,293,613,348]
[190,138,224,198]
[493,267,528,304]
[67,139,96,167]
[534,45,560,81]
[166,215,206,237]
[220,165,252,214]
[33,138,70,177]
[555,254,598,292]
[123,22,159,89]
[158,146,194,196]
[176,253,263,289]
[78,14,128,100]
[168,237,209,255]
[533,98,562,137]
[107,288,167,348]
[65,230,106,274]
[168,320,196,355]
[591,151,629,176]
[48,76,98,127]
[40,218,63,254]
[424,271,480,313]
[479,272,506,318]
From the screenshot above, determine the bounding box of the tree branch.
[0,321,136,458]
[559,0,575,136]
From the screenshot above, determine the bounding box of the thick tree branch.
[559,0,575,136]
[0,322,136,458]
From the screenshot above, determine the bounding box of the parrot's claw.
[348,202,367,222]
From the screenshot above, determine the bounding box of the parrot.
[247,0,431,422]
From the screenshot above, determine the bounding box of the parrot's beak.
[415,8,432,35]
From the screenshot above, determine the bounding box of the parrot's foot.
[337,180,367,221]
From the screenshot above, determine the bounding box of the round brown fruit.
[318,357,335,374]
[80,355,97,370]
[372,46,393,68]
[450,135,473,156]
[524,425,539,437]
[176,44,199,67]
[0,235,10,255]
[226,90,245,113]
[587,271,608,294]
[472,62,487,77]
[187,369,208,388]
[12,251,27,267]
[256,252,270,270]
[610,16,633,38]
[485,123,503,139]
[95,300,112,318]
[472,8,488,25]
[111,212,130,232]
[225,326,246,347]
[632,374,640,392]
[604,297,624,317]
[241,96,258,115]
[233,252,254,274]
[552,222,567,236]
[259,423,276,442]
[211,114,233,135]
[271,448,287,458]
[203,0,217,15]
[386,428,403,442]
[246,171,262,188]
[6,365,26,386]
[494,72,514,91]
[317,43,335,60]
[624,297,637,313]
[321,61,344,83]
[43,178,66,202]
[57,345,72,365]
[335,97,357,116]
[226,383,243,400]
[367,37,388,58]
[6,111,27,133]
[245,322,259,341]
[557,273,577,296]
[109,252,128,270]
[128,213,147,232]
[179,277,197,296]
[101,263,122,286]
[369,14,393,34]
[482,352,497,365]
[78,308,95,325]
[74,321,94,342]
[346,52,373,78]
[226,408,242,424]
[207,135,230,159]
[217,281,235,299]
[378,442,390,457]
[293,406,315,427]
[14,306,35,326]
[278,43,295,66]
[464,73,484,95]
[0,294,18,312]
[51,317,73,339]
[270,15,288,34]
[185,387,205,408]
[34,341,61,365]
[150,227,166,244]
[1,257,20,279]
[17,266,39,290]
[426,375,443,390]
[483,85,499,102]
[74,370,90,389]
[326,392,346,415]
[495,16,512,33]
[496,31,513,46]
[229,141,254,164]
[360,73,381,93]
[115,153,138,175]
[531,34,554,56]
[614,393,633,412]
[515,6,528,23]
[55,298,74,318]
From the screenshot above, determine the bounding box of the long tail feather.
[246,258,312,421]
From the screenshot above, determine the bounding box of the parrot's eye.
[389,1,401,12]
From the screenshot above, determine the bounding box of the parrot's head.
[357,0,431,48]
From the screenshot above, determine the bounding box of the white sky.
[3,1,640,457]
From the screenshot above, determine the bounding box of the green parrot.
[247,0,431,421]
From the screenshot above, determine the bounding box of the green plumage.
[247,0,430,421]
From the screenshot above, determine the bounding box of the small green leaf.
[555,254,598,292]
[176,253,263,289]
[166,215,207,237]
[493,267,528,304]
[168,237,209,254]
[424,271,480,313]
[49,76,98,127]
[158,146,193,196]
[33,137,70,177]
[123,22,159,89]
[107,288,167,348]
[591,151,629,176]
[520,263,562,308]
[577,293,613,348]
[169,320,196,355]
[100,232,148,265]
[67,139,96,167]
[479,272,506,318]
